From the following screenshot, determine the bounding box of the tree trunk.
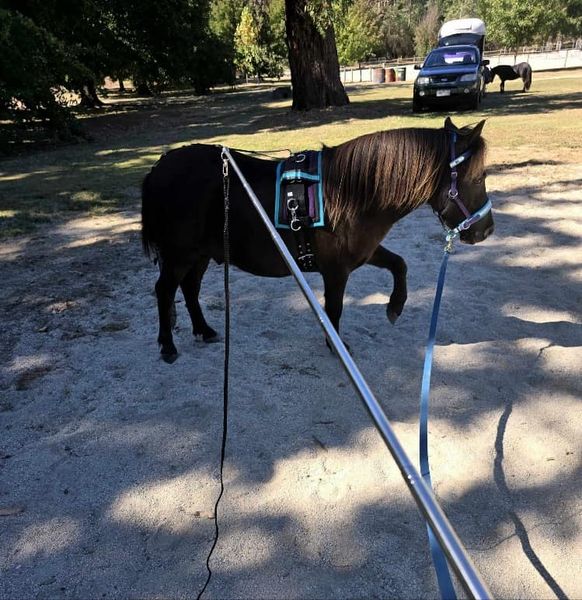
[79,80,104,108]
[284,0,349,110]
[135,81,153,96]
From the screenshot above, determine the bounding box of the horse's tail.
[141,170,158,259]
[525,65,532,90]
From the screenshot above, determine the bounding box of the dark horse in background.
[142,118,494,362]
[485,62,532,92]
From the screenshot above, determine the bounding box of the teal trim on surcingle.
[275,160,284,225]
[280,170,321,182]
[275,150,325,229]
[317,151,323,226]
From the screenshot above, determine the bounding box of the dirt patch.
[1,74,581,598]
[0,150,580,599]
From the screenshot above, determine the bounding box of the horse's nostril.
[469,224,494,244]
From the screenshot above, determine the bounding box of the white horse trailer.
[438,18,486,54]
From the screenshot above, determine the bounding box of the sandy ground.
[0,156,581,600]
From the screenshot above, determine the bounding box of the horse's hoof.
[159,342,178,363]
[326,337,351,354]
[387,301,403,325]
[326,337,333,353]
[161,351,178,364]
[202,327,218,343]
[194,329,219,343]
[387,309,400,325]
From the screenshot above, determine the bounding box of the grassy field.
[1,69,581,238]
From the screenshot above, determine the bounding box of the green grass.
[1,70,581,238]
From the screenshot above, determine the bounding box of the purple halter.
[448,132,473,218]
[443,131,492,242]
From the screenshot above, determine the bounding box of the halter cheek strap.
[448,133,472,218]
[444,132,492,245]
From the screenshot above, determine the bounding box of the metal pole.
[221,147,493,600]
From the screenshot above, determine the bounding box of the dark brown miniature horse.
[487,63,532,92]
[142,117,494,362]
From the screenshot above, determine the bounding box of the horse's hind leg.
[180,257,218,343]
[157,259,177,329]
[367,245,408,324]
[155,262,184,363]
[500,80,505,93]
[322,267,350,350]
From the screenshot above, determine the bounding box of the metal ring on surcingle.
[290,219,302,232]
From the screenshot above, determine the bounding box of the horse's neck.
[323,134,447,224]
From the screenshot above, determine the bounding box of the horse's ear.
[444,117,458,132]
[467,119,486,144]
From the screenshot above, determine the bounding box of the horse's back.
[492,65,519,80]
[144,144,223,205]
[141,145,224,260]
[141,145,282,270]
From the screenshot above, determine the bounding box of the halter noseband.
[442,131,492,244]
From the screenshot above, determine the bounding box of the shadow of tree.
[2,75,581,238]
[481,89,582,115]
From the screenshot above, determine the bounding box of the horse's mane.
[323,127,486,230]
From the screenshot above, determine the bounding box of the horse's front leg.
[500,80,505,93]
[367,245,408,324]
[322,268,350,351]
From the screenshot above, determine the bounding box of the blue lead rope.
[420,247,457,600]
[420,129,492,599]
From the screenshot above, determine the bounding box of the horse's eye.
[474,171,487,184]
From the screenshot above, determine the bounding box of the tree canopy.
[484,0,570,49]
[1,0,225,142]
[234,0,286,80]
[0,8,90,134]
[334,0,578,63]
[0,0,579,144]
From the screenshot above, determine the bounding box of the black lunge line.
[197,155,231,600]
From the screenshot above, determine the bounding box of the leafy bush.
[0,9,90,134]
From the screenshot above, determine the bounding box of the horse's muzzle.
[461,223,494,244]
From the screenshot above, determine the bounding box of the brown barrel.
[372,67,385,84]
[385,68,396,82]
